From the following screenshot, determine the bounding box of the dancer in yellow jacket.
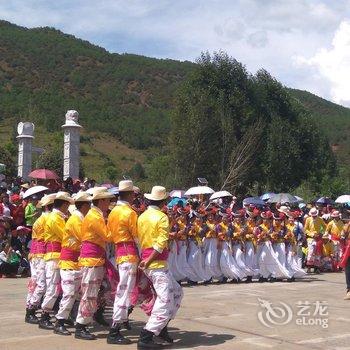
[25,193,56,324]
[107,180,139,345]
[325,210,344,268]
[39,192,73,330]
[75,188,114,340]
[54,192,92,336]
[137,186,183,349]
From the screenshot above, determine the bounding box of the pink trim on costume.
[80,241,105,258]
[30,239,38,254]
[46,241,61,253]
[37,240,46,254]
[141,248,169,261]
[115,241,139,258]
[60,247,80,261]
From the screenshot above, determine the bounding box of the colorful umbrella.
[29,169,59,180]
[169,190,185,198]
[315,197,334,205]
[210,191,233,201]
[185,186,215,196]
[260,192,276,201]
[268,193,298,204]
[22,185,48,199]
[335,195,350,204]
[243,197,265,206]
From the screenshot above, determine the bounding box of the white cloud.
[294,20,350,106]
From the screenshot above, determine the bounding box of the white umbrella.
[185,186,215,196]
[169,190,185,198]
[210,190,233,201]
[294,195,304,203]
[22,185,48,199]
[335,195,350,204]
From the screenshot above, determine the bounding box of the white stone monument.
[62,110,82,180]
[17,122,35,180]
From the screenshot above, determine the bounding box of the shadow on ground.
[93,320,234,348]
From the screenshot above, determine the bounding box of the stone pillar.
[62,110,82,180]
[17,122,35,180]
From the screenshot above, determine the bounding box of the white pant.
[76,266,104,325]
[26,258,39,306]
[56,269,82,320]
[112,262,137,325]
[41,259,60,312]
[28,257,46,308]
[144,268,183,335]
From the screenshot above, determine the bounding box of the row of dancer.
[25,182,183,349]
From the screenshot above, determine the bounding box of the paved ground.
[0,273,349,350]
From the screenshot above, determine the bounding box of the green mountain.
[0,20,349,181]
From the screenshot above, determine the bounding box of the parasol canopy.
[22,185,48,199]
[29,169,59,180]
[260,192,276,201]
[268,193,299,204]
[169,190,186,198]
[294,195,304,203]
[185,186,215,196]
[243,197,265,206]
[167,197,187,208]
[210,191,233,201]
[315,197,334,205]
[335,195,350,204]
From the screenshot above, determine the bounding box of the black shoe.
[93,307,109,326]
[258,277,267,283]
[122,320,132,330]
[25,308,39,324]
[288,277,295,282]
[138,329,161,349]
[158,326,173,343]
[245,276,253,283]
[269,277,277,283]
[38,312,54,330]
[107,326,131,345]
[127,306,134,316]
[75,323,96,340]
[64,317,75,327]
[54,320,71,336]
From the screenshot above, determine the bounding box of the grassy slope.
[0,20,349,181]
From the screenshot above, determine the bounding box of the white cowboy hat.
[37,193,56,208]
[91,188,114,201]
[118,180,137,192]
[86,186,108,195]
[144,186,168,201]
[73,191,92,202]
[278,205,292,217]
[331,210,340,218]
[55,191,74,204]
[309,207,319,217]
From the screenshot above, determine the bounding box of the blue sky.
[1,0,350,106]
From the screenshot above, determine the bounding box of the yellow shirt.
[59,210,84,270]
[326,220,344,239]
[323,241,333,256]
[137,206,169,269]
[44,209,66,261]
[107,201,139,265]
[79,206,111,267]
[31,212,49,258]
[232,222,243,241]
[205,222,217,238]
[304,217,326,238]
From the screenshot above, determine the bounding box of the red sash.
[46,241,62,253]
[37,240,46,254]
[60,247,80,262]
[80,241,105,259]
[30,239,37,254]
[141,247,169,261]
[115,241,139,257]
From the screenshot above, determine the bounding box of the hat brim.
[92,193,115,200]
[119,186,138,192]
[144,192,169,201]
